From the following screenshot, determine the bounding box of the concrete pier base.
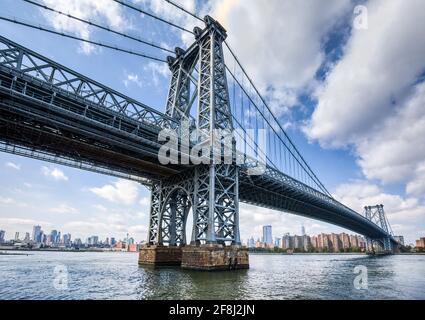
[138,245,182,266]
[181,244,249,271]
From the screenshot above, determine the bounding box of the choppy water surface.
[0,251,424,300]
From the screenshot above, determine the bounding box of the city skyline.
[0,224,139,245]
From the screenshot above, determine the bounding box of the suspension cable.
[22,0,174,54]
[163,0,203,22]
[225,43,332,196]
[0,16,167,63]
[112,0,194,34]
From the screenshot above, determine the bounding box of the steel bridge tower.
[364,205,394,254]
[139,16,248,270]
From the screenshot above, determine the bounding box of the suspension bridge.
[0,0,399,270]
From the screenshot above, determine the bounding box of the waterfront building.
[340,233,351,250]
[246,237,255,248]
[416,237,425,248]
[329,233,342,252]
[110,237,116,246]
[255,238,263,248]
[294,235,304,250]
[310,235,318,249]
[274,237,281,248]
[23,232,30,243]
[87,236,99,246]
[63,233,72,247]
[317,233,330,250]
[0,230,5,243]
[303,235,311,251]
[50,230,59,244]
[350,235,359,248]
[262,225,273,245]
[281,233,293,250]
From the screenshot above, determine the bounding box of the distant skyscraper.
[301,225,306,236]
[0,230,5,243]
[14,232,19,241]
[50,230,59,244]
[110,237,116,246]
[248,237,255,248]
[63,233,71,247]
[262,225,273,245]
[24,232,30,242]
[32,225,41,243]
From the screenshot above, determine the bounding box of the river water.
[0,251,423,300]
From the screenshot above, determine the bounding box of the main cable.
[113,0,194,34]
[163,0,203,22]
[22,0,174,54]
[0,16,167,63]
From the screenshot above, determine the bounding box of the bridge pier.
[138,244,249,270]
[138,245,183,266]
[181,244,249,271]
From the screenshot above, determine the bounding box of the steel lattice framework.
[0,16,397,251]
[364,205,392,252]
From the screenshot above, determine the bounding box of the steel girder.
[0,35,175,128]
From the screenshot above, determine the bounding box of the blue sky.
[0,0,424,245]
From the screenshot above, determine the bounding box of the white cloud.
[0,218,53,236]
[40,0,128,55]
[306,0,425,147]
[5,162,21,170]
[0,196,15,205]
[50,203,79,214]
[303,0,425,200]
[92,204,108,212]
[210,0,351,112]
[41,166,69,181]
[123,73,143,88]
[144,61,169,87]
[89,179,139,205]
[139,196,150,206]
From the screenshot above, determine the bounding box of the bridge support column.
[140,16,250,271]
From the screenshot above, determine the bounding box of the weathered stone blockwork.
[181,245,249,271]
[138,245,182,266]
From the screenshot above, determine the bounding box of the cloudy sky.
[0,0,424,245]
